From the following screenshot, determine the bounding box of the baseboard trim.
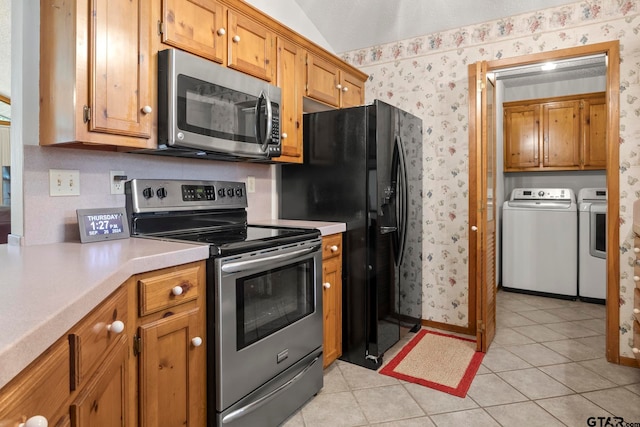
[421,319,474,336]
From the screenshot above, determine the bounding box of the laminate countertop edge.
[0,237,210,389]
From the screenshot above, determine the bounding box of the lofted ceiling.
[292,0,580,53]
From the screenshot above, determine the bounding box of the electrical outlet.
[247,176,255,193]
[110,171,126,195]
[49,169,80,196]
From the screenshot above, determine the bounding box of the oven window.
[177,74,266,144]
[236,259,315,350]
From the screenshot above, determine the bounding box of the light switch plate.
[49,169,80,196]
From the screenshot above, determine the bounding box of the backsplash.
[22,145,275,245]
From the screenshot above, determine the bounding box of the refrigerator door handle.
[380,226,398,234]
[395,135,409,266]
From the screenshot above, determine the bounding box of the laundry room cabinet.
[633,199,640,367]
[503,92,606,171]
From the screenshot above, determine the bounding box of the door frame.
[468,41,620,361]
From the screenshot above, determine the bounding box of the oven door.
[590,204,606,259]
[213,238,323,412]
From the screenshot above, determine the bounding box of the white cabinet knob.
[471,226,478,231]
[335,84,342,90]
[634,276,640,282]
[191,337,203,347]
[19,416,48,427]
[217,28,226,36]
[342,86,349,92]
[330,245,339,252]
[107,320,125,334]
[634,308,640,314]
[633,247,640,253]
[142,105,152,114]
[633,347,640,354]
[232,35,240,43]
[172,286,184,296]
[323,282,331,289]
[281,132,288,139]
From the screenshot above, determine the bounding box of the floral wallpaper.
[341,0,640,359]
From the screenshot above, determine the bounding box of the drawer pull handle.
[141,105,152,114]
[634,308,640,314]
[172,286,184,296]
[232,35,240,43]
[634,276,640,282]
[19,415,48,427]
[633,348,640,354]
[191,337,203,347]
[107,320,125,334]
[217,28,226,36]
[330,245,339,252]
[323,282,331,289]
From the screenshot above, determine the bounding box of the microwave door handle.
[262,92,273,152]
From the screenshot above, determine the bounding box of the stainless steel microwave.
[156,48,281,161]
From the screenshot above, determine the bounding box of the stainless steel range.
[125,179,323,427]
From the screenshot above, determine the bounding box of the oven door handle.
[221,355,321,424]
[220,245,320,273]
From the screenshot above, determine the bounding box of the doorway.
[469,41,620,362]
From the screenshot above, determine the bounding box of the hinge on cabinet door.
[133,334,141,356]
[477,78,483,92]
[478,320,485,332]
[83,105,91,123]
[158,20,166,36]
[580,100,585,109]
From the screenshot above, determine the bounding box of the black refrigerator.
[280,100,423,369]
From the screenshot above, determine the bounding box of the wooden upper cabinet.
[274,38,304,163]
[504,104,540,170]
[227,10,276,82]
[305,53,365,108]
[40,0,154,149]
[503,92,606,172]
[542,100,581,168]
[582,95,607,169]
[160,0,227,64]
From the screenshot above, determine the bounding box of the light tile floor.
[282,290,640,426]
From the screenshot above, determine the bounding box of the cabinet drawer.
[69,286,128,390]
[322,234,342,260]
[0,338,70,425]
[138,264,202,316]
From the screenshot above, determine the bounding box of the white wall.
[243,0,334,52]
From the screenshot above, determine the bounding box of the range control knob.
[142,187,154,199]
[156,187,167,199]
[538,191,545,197]
[235,188,243,197]
[218,188,225,198]
[227,188,235,197]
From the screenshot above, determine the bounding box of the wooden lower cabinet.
[322,233,343,368]
[0,260,207,427]
[70,337,129,427]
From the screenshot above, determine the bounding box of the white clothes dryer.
[502,188,578,298]
[578,188,607,303]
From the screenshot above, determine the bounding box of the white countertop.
[252,219,346,236]
[0,237,209,389]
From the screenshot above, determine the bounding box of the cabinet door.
[503,105,540,170]
[542,100,580,168]
[339,70,365,108]
[161,0,226,64]
[89,0,152,138]
[0,339,70,427]
[306,54,340,107]
[322,255,342,368]
[274,38,304,163]
[138,309,205,427]
[70,337,128,427]
[227,10,275,82]
[583,97,607,169]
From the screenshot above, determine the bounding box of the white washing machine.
[578,188,607,302]
[502,188,578,298]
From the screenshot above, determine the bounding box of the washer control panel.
[511,188,574,201]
